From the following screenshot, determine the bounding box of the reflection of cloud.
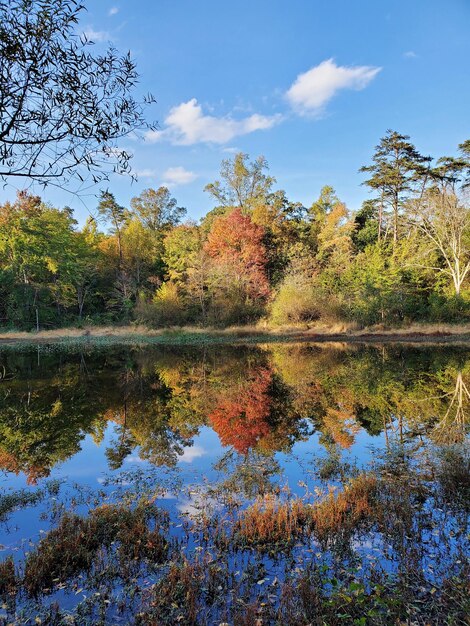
[157,491,178,501]
[177,499,199,516]
[179,445,206,463]
[97,477,131,485]
[176,492,220,516]
[125,455,145,463]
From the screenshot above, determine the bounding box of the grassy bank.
[2,322,470,347]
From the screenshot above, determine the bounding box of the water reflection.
[0,343,469,483]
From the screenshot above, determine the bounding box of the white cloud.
[286,58,381,116]
[162,166,197,186]
[108,6,119,16]
[135,168,157,179]
[403,51,417,59]
[146,98,282,145]
[83,27,112,43]
[144,130,161,142]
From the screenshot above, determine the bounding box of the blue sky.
[3,0,470,224]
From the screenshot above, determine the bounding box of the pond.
[0,342,468,625]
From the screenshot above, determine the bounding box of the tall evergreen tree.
[360,130,432,244]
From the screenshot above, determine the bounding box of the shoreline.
[1,324,470,346]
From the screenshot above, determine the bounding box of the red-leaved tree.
[204,208,270,307]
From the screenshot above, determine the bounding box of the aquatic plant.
[24,501,168,596]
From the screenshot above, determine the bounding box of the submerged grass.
[235,474,378,547]
[0,445,468,624]
[23,501,168,596]
[0,557,16,599]
[0,480,61,522]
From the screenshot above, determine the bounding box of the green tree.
[360,130,431,244]
[204,153,275,211]
[163,223,203,285]
[0,192,94,328]
[130,187,186,232]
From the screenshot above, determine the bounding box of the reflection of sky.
[0,423,383,492]
[2,343,468,578]
[0,415,386,560]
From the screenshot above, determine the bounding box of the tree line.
[0,130,469,330]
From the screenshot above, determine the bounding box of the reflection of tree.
[0,355,106,483]
[208,366,310,455]
[431,371,470,443]
[270,344,470,449]
[214,450,282,498]
[209,368,272,454]
[104,363,191,469]
[323,405,361,449]
[0,345,468,482]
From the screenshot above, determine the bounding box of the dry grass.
[0,556,16,597]
[310,474,378,542]
[2,321,470,344]
[139,559,205,625]
[236,474,378,546]
[235,495,311,545]
[24,502,167,596]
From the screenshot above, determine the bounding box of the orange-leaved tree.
[204,208,270,323]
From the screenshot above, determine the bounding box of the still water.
[0,342,468,624]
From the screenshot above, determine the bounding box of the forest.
[1,130,469,331]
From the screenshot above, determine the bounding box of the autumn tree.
[204,208,270,323]
[121,217,159,294]
[269,187,353,326]
[252,189,309,283]
[97,191,128,268]
[314,187,354,267]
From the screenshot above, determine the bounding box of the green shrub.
[270,274,319,326]
[135,283,191,327]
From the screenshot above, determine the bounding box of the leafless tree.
[407,190,470,296]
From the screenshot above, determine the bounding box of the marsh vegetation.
[0,343,468,624]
